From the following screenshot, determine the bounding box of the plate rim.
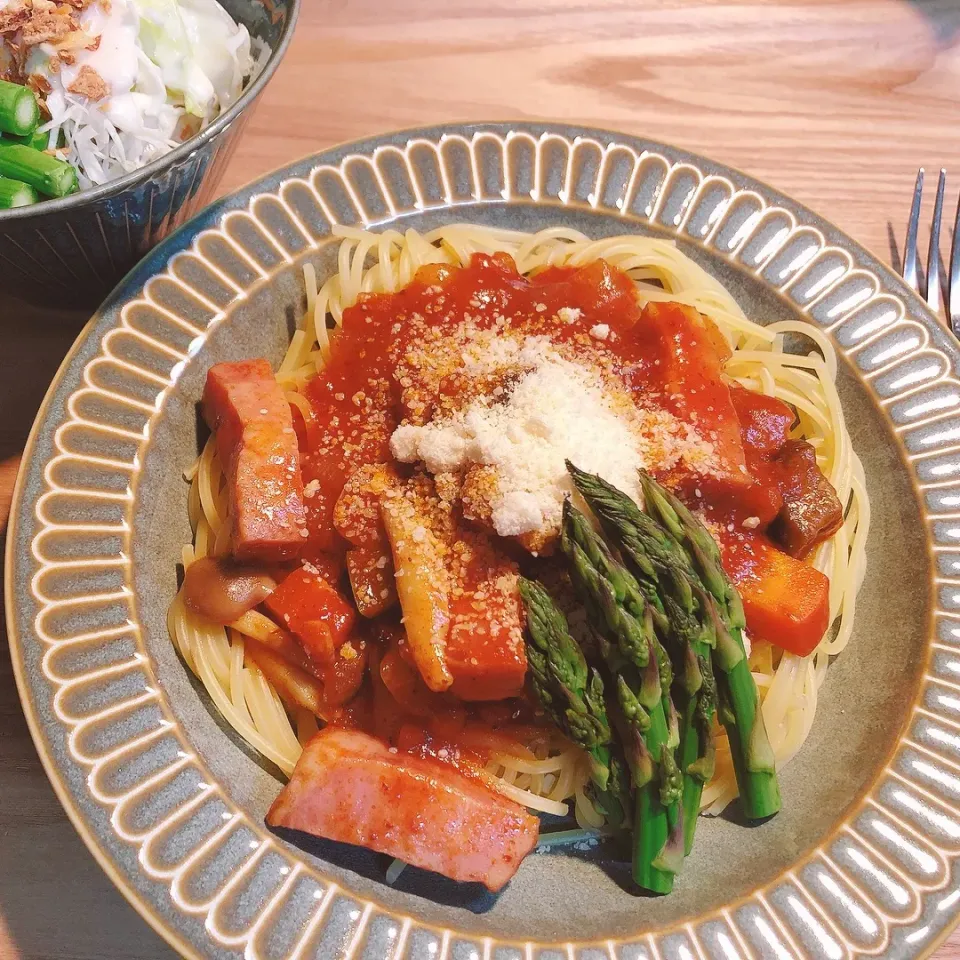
[7,121,959,960]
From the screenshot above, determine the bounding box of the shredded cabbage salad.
[4,0,262,187]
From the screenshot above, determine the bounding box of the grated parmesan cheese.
[589,324,610,340]
[389,337,717,539]
[460,333,550,377]
[492,491,544,536]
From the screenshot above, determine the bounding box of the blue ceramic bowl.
[0,0,299,309]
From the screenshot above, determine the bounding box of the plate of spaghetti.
[6,124,954,960]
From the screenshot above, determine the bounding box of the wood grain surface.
[2,0,960,956]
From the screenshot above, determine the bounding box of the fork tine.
[938,240,950,316]
[950,185,960,336]
[927,169,947,314]
[904,168,925,292]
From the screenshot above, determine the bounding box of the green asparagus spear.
[656,613,714,852]
[0,80,39,138]
[561,504,649,665]
[599,746,632,831]
[568,464,723,849]
[562,500,648,616]
[639,471,780,821]
[632,634,680,893]
[567,462,691,573]
[518,578,613,784]
[0,175,37,208]
[5,129,50,151]
[519,577,633,832]
[0,142,77,198]
[570,464,778,828]
[656,576,718,853]
[560,500,680,893]
[640,473,741,625]
[676,649,716,850]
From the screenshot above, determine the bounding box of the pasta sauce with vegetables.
[301,252,837,654]
[169,224,868,895]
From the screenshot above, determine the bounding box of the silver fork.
[903,167,960,335]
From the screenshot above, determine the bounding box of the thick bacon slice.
[202,360,306,562]
[446,534,526,701]
[266,729,539,891]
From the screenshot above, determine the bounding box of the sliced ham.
[202,359,307,562]
[266,728,539,890]
[446,534,526,701]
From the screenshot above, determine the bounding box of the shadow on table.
[0,292,180,959]
[0,295,88,463]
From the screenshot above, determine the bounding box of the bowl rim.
[0,0,301,223]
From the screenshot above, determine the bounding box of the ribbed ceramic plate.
[7,123,960,960]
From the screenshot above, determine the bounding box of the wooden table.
[2,0,960,956]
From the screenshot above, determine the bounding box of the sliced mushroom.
[181,555,275,625]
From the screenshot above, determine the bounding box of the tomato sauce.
[296,252,838,655]
[300,254,645,558]
[363,624,555,775]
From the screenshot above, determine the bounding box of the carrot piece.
[298,620,337,667]
[323,640,368,708]
[720,530,830,657]
[445,535,526,701]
